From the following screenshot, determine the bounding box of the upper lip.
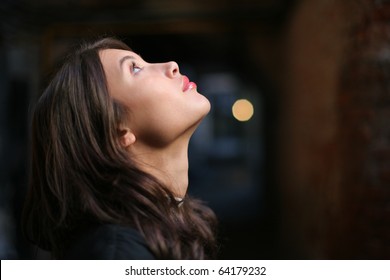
[182,75,190,91]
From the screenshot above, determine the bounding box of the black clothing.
[63,224,155,260]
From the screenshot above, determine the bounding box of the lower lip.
[184,82,197,92]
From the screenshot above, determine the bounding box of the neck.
[129,138,190,198]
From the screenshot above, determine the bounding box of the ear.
[118,127,136,148]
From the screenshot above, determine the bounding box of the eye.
[131,62,142,74]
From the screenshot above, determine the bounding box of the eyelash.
[131,62,142,74]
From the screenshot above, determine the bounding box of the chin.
[187,95,211,129]
[200,95,211,115]
[189,105,210,132]
[198,103,211,122]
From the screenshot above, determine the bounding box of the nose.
[165,61,179,78]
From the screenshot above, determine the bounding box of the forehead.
[99,49,141,66]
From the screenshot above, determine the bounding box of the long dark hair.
[22,37,218,259]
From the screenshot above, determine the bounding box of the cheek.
[131,83,178,117]
[133,114,182,147]
[131,101,189,145]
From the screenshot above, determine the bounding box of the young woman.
[22,37,218,259]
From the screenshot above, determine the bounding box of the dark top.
[63,224,156,260]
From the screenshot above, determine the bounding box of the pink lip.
[182,75,197,92]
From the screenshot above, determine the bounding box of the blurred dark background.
[1,0,390,259]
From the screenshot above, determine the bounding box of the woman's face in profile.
[99,48,210,146]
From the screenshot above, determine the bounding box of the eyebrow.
[119,55,136,69]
